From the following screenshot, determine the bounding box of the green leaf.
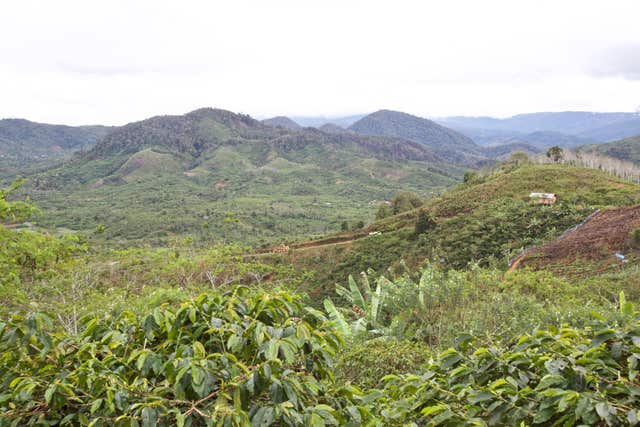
[193,341,206,359]
[252,406,275,426]
[90,398,103,414]
[323,298,350,338]
[421,404,448,416]
[467,391,494,404]
[141,407,158,427]
[265,339,279,360]
[44,383,57,406]
[591,329,616,347]
[348,275,366,312]
[175,411,185,427]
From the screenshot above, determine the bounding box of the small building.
[529,192,557,205]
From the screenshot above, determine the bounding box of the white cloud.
[1,0,640,124]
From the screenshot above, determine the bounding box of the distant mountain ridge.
[291,114,365,128]
[438,111,640,143]
[0,118,112,178]
[348,110,485,166]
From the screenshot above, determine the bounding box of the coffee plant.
[0,288,369,426]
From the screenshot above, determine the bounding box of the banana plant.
[323,270,390,339]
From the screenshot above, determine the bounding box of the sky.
[1,0,640,125]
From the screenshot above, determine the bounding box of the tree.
[391,191,423,215]
[506,151,530,166]
[463,171,477,183]
[414,211,436,235]
[341,221,349,231]
[353,220,365,230]
[546,146,564,162]
[375,203,393,220]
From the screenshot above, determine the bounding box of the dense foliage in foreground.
[2,289,640,426]
[0,289,353,426]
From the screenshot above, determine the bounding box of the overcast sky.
[1,0,640,125]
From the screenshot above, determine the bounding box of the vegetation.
[581,135,640,165]
[546,145,564,162]
[23,108,463,245]
[0,118,110,179]
[375,191,423,220]
[348,110,486,166]
[0,289,351,426]
[3,148,640,425]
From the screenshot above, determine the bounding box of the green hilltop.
[270,161,640,299]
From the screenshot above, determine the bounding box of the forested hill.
[27,108,465,244]
[580,135,640,165]
[83,108,443,163]
[261,116,301,129]
[0,118,112,178]
[348,110,486,166]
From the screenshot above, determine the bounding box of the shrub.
[335,339,429,388]
[0,289,358,426]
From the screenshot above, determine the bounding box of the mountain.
[580,135,640,164]
[28,108,463,244]
[438,112,640,135]
[455,127,595,150]
[448,127,525,146]
[261,116,301,130]
[483,142,542,159]
[509,131,596,148]
[436,111,640,146]
[317,123,347,134]
[578,117,640,142]
[0,118,112,178]
[348,110,485,166]
[290,114,365,128]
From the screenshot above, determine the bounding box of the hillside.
[317,123,346,134]
[261,116,301,129]
[264,162,640,298]
[349,110,486,166]
[27,108,464,244]
[0,118,112,179]
[513,205,640,275]
[581,135,640,164]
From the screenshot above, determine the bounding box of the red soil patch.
[516,205,640,270]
